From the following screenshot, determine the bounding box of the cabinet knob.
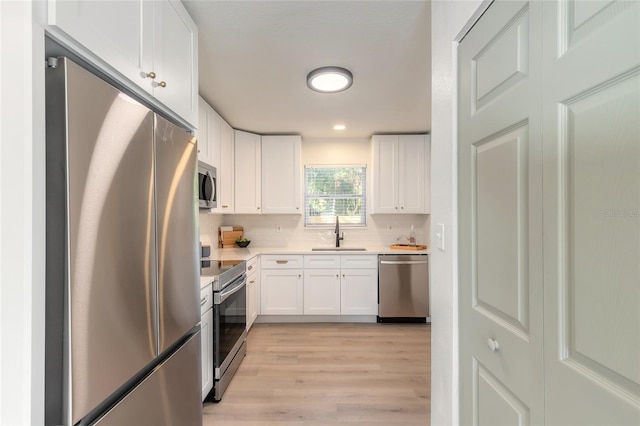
[153,80,167,88]
[336,274,339,278]
[257,206,260,210]
[298,274,301,278]
[395,206,398,210]
[487,338,499,352]
[249,280,255,284]
[248,265,253,271]
[342,274,346,278]
[296,207,299,210]
[145,71,156,79]
[401,206,404,210]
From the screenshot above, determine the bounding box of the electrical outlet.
[276,225,281,233]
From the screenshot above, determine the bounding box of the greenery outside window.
[304,165,367,226]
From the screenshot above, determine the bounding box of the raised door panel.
[152,0,198,125]
[340,269,377,315]
[219,120,235,212]
[458,2,544,425]
[196,98,210,164]
[261,136,302,214]
[260,270,303,315]
[304,269,341,315]
[542,1,640,423]
[234,130,262,214]
[398,135,426,213]
[47,0,153,94]
[371,135,398,213]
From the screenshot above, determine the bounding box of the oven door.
[213,274,247,376]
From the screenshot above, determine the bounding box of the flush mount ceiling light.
[307,66,353,93]
[333,124,346,130]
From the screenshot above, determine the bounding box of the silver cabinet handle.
[276,260,288,264]
[487,338,499,352]
[249,280,255,284]
[200,296,208,306]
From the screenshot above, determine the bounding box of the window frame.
[304,164,367,228]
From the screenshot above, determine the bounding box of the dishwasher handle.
[380,260,428,265]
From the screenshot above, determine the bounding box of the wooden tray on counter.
[390,244,428,251]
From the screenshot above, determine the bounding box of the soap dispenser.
[409,225,416,246]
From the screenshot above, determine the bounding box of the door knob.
[487,338,499,352]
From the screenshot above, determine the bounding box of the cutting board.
[390,244,428,251]
[218,226,244,248]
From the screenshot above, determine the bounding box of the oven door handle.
[215,278,246,304]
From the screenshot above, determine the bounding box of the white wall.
[199,137,430,248]
[430,2,484,426]
[0,2,46,424]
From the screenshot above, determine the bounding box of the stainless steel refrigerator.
[45,57,202,426]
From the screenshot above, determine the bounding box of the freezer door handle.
[380,260,428,265]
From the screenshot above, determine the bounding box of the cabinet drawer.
[200,284,213,314]
[261,254,303,269]
[304,255,341,269]
[341,255,378,269]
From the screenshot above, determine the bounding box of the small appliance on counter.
[200,259,247,401]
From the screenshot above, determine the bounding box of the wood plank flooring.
[203,323,431,425]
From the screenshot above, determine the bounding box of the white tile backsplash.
[200,212,430,249]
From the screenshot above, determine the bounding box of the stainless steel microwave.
[198,161,217,209]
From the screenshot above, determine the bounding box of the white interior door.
[458,1,544,424]
[542,1,640,424]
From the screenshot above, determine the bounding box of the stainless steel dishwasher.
[378,254,429,323]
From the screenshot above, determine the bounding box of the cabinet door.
[219,120,235,212]
[398,135,427,213]
[371,135,399,213]
[246,275,254,330]
[261,136,301,214]
[260,269,303,315]
[152,0,198,125]
[304,269,341,315]
[47,0,153,94]
[341,269,378,315]
[200,308,213,400]
[196,98,211,164]
[234,131,262,214]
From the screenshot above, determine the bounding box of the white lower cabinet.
[200,283,213,401]
[261,255,303,315]
[304,269,341,315]
[341,269,378,315]
[246,256,260,330]
[260,254,377,318]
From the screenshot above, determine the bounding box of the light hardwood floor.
[203,323,431,425]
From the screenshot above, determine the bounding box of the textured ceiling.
[183,1,431,138]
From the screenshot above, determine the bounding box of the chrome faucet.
[335,215,344,248]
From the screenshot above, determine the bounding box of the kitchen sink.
[311,247,367,251]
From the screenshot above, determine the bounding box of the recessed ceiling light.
[333,124,346,130]
[307,67,353,93]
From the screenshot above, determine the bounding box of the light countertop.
[199,245,429,288]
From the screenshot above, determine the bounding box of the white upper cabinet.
[196,98,212,165]
[47,0,198,126]
[219,120,235,212]
[198,97,232,214]
[234,131,262,214]
[371,134,430,214]
[150,0,198,125]
[261,135,302,214]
